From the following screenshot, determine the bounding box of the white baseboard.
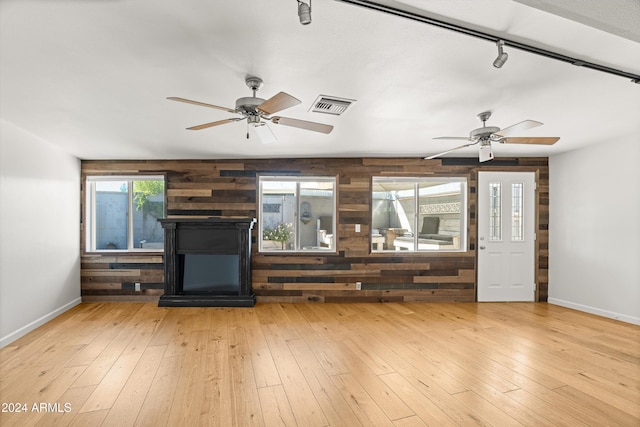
[0,297,82,348]
[548,297,640,326]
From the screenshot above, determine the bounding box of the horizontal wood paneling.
[80,157,548,302]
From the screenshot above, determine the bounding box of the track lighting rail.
[333,0,640,83]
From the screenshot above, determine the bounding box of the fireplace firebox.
[158,217,256,307]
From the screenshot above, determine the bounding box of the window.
[259,176,336,252]
[86,176,165,251]
[371,177,467,252]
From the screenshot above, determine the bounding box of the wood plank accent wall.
[80,157,549,303]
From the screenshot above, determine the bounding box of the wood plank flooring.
[1,302,638,426]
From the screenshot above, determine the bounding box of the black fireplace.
[158,217,256,307]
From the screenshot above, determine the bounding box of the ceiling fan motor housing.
[470,126,500,140]
[235,96,265,117]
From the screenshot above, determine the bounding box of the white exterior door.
[477,172,536,302]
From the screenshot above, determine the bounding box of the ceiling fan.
[425,111,559,162]
[168,76,333,144]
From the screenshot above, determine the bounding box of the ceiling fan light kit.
[168,75,333,144]
[425,111,560,162]
[252,122,277,144]
[479,143,494,162]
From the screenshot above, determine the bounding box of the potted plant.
[263,222,293,249]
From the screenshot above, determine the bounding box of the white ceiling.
[1,0,639,160]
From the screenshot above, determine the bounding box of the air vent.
[310,95,356,115]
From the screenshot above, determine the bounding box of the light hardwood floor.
[1,302,638,426]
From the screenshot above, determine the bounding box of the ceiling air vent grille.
[310,95,356,115]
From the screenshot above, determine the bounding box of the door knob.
[479,246,486,250]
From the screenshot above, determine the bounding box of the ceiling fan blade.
[502,137,560,145]
[257,92,301,115]
[167,97,236,113]
[494,120,543,137]
[434,136,473,141]
[424,141,479,159]
[270,116,333,134]
[187,117,243,130]
[252,123,277,144]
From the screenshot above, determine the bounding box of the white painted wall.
[549,138,640,324]
[0,120,81,347]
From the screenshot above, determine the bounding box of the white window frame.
[371,176,468,253]
[85,175,165,252]
[258,175,337,253]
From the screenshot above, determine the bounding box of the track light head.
[493,40,508,68]
[298,1,311,25]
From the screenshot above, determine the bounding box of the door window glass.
[511,183,524,241]
[489,183,502,241]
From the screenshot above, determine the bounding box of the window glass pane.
[511,183,524,241]
[261,181,296,251]
[418,181,462,250]
[260,177,336,252]
[372,177,466,252]
[300,181,335,250]
[371,179,416,251]
[489,182,502,241]
[88,176,165,252]
[132,180,165,249]
[371,183,390,251]
[95,180,129,250]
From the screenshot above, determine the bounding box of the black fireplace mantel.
[158,217,256,307]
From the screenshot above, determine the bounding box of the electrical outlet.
[355,281,362,290]
[355,224,361,233]
[135,282,141,292]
